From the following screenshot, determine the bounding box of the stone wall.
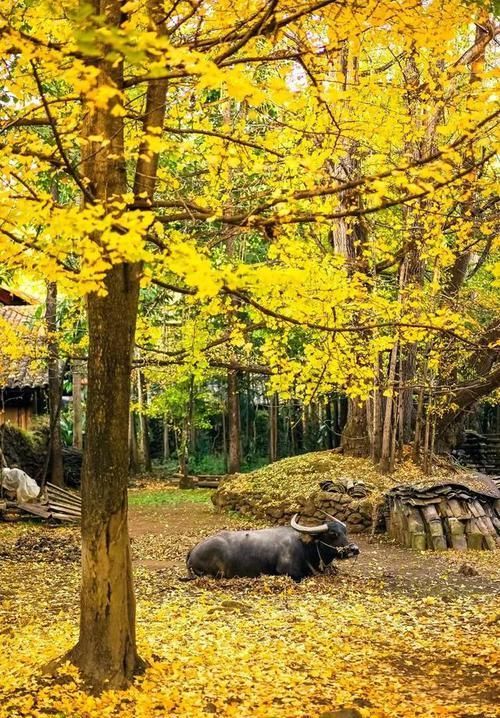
[212,485,376,533]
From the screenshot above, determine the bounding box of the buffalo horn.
[290,514,329,534]
[317,508,347,530]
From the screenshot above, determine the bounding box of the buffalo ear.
[299,533,314,544]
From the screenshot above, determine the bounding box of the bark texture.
[341,399,370,457]
[68,265,142,688]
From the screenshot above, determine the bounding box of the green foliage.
[59,408,74,447]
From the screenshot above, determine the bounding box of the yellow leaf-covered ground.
[0,491,499,718]
[213,451,499,522]
[217,451,495,503]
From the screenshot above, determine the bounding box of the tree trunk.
[66,0,148,687]
[222,409,228,472]
[227,369,241,473]
[244,373,251,457]
[370,358,383,462]
[269,392,279,463]
[341,399,370,457]
[179,376,195,488]
[137,371,152,473]
[331,397,341,449]
[129,410,141,475]
[72,360,84,450]
[379,343,399,473]
[324,398,334,450]
[163,416,170,462]
[288,400,299,454]
[67,265,143,688]
[46,281,65,487]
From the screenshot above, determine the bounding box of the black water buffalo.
[183,513,359,582]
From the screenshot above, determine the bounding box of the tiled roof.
[0,305,47,389]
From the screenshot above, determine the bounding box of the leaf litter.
[0,489,498,718]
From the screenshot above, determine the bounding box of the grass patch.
[128,488,213,507]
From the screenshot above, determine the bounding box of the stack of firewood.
[386,478,500,551]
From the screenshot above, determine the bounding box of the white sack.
[1,467,40,503]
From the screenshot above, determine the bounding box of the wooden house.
[0,288,47,430]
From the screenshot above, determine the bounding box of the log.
[469,500,486,519]
[46,482,82,503]
[18,503,51,519]
[388,499,403,544]
[465,519,484,550]
[473,516,497,550]
[45,494,81,508]
[438,501,456,519]
[50,511,80,522]
[421,505,447,550]
[421,504,440,522]
[47,503,81,517]
[407,507,427,550]
[447,499,471,519]
[446,517,467,551]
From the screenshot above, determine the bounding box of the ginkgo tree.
[0,0,498,689]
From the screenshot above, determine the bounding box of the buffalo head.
[290,512,360,560]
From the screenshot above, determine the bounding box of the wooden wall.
[0,405,33,431]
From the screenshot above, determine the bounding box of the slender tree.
[45,281,65,487]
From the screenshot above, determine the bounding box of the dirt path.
[129,501,500,598]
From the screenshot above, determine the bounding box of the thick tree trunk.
[341,399,370,457]
[67,264,142,688]
[66,0,154,687]
[227,369,241,473]
[46,281,65,487]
